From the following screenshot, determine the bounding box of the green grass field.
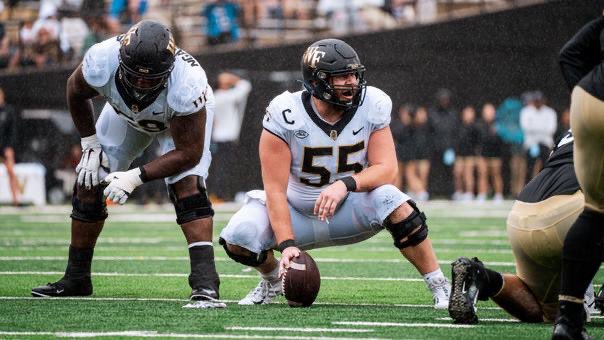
[1,201,603,339]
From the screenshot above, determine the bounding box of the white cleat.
[238,278,282,305]
[183,290,226,308]
[429,276,451,310]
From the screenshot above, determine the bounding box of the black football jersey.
[518,130,580,203]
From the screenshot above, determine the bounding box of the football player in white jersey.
[219,39,451,309]
[31,20,225,308]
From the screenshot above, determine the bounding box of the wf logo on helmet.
[303,47,326,69]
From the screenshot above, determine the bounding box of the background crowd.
[0,0,524,71]
[392,89,566,202]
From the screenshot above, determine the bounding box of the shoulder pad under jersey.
[82,37,120,88]
[167,51,209,115]
[364,86,392,127]
[264,91,305,131]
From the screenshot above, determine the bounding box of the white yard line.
[333,321,475,328]
[0,296,503,310]
[0,256,518,267]
[435,317,519,322]
[224,327,372,333]
[0,331,383,339]
[0,271,425,282]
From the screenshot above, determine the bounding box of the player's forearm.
[266,192,295,243]
[141,149,201,182]
[68,96,96,138]
[352,163,397,192]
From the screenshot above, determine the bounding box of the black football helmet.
[118,20,176,102]
[301,39,366,109]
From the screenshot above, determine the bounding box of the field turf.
[1,201,603,339]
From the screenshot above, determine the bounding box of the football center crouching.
[218,38,450,309]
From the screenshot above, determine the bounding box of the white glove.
[103,168,144,205]
[76,134,109,189]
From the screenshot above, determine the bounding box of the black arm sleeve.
[559,17,604,91]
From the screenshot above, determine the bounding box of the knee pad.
[218,237,268,267]
[70,184,108,223]
[563,209,604,263]
[169,178,214,225]
[385,200,428,249]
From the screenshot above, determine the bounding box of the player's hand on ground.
[76,134,109,189]
[279,246,301,278]
[314,180,348,221]
[102,168,144,205]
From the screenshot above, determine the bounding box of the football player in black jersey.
[552,14,604,340]
[449,130,587,325]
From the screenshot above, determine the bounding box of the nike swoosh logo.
[558,133,574,147]
[152,111,164,116]
[57,289,64,294]
[352,127,364,135]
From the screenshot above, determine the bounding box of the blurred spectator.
[416,0,436,23]
[520,91,557,182]
[385,0,417,24]
[391,104,414,191]
[59,14,90,61]
[208,72,251,201]
[32,2,61,41]
[429,88,457,197]
[32,27,61,68]
[554,107,571,142]
[476,103,504,202]
[108,0,148,28]
[9,18,36,68]
[81,16,109,55]
[203,0,240,46]
[0,23,13,69]
[496,97,525,197]
[406,105,432,201]
[318,0,395,34]
[453,105,480,201]
[0,87,20,206]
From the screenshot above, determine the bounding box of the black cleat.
[552,317,592,340]
[31,279,92,297]
[448,257,482,324]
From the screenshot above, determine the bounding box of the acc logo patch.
[294,130,309,139]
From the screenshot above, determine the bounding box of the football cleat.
[428,276,450,310]
[593,284,604,315]
[552,317,592,340]
[183,289,226,308]
[448,257,482,324]
[239,277,282,305]
[31,278,92,297]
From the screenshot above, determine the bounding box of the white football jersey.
[82,35,209,134]
[263,87,392,213]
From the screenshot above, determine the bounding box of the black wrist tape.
[340,176,357,192]
[278,239,296,252]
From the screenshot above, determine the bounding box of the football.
[282,251,321,307]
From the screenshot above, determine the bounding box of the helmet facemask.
[118,58,173,102]
[313,67,367,109]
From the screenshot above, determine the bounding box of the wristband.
[138,166,150,183]
[278,239,296,252]
[340,176,357,192]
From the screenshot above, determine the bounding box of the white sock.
[188,241,213,248]
[423,268,445,285]
[260,265,280,281]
